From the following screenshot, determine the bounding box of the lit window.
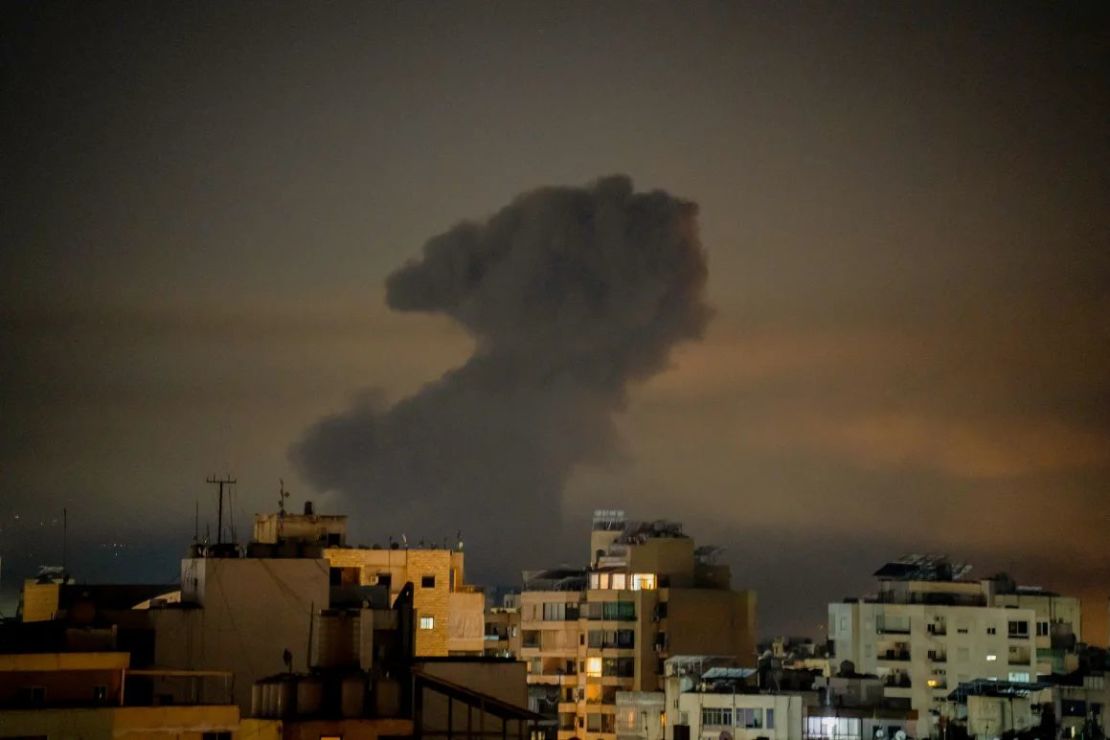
[631,573,656,591]
[1009,672,1030,683]
[586,657,602,677]
[599,573,611,589]
[420,616,435,630]
[986,654,997,662]
[611,573,627,590]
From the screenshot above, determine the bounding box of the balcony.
[879,649,911,662]
[883,674,912,689]
[927,650,947,663]
[876,618,911,635]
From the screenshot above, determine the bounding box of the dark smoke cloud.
[291,176,710,576]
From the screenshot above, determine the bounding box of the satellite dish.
[875,729,886,739]
[895,730,907,740]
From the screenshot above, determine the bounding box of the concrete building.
[827,556,1075,737]
[252,502,486,657]
[151,547,331,710]
[0,650,239,738]
[665,660,803,740]
[615,690,666,740]
[324,545,485,657]
[486,606,524,658]
[520,511,757,740]
[940,679,1056,740]
[989,579,1082,676]
[253,500,348,548]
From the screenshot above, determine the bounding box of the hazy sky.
[2,2,1108,640]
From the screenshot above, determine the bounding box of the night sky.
[2,2,1108,641]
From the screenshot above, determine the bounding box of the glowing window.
[419,616,435,630]
[986,654,997,662]
[586,657,602,677]
[631,573,656,591]
[611,573,627,590]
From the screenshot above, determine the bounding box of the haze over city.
[2,1,1108,644]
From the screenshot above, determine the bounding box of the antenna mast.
[206,475,237,545]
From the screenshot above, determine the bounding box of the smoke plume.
[291,176,710,576]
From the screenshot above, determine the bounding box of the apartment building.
[0,650,239,738]
[827,556,1075,736]
[253,501,486,656]
[521,511,757,740]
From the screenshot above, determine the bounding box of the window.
[630,573,656,591]
[419,615,435,630]
[986,626,997,635]
[702,708,732,727]
[601,601,635,621]
[377,572,391,588]
[543,602,566,621]
[807,717,862,740]
[586,657,602,677]
[766,708,775,729]
[1009,671,1031,683]
[1036,621,1050,637]
[421,575,436,588]
[522,630,540,648]
[1008,621,1029,637]
[986,654,997,662]
[611,573,627,590]
[737,708,763,728]
[602,657,635,677]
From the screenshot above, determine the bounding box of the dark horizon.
[2,2,1108,642]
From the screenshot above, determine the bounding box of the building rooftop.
[873,555,971,582]
[946,679,1054,702]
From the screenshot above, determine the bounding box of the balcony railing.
[880,649,911,661]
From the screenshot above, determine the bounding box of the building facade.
[827,557,1080,737]
[521,512,757,740]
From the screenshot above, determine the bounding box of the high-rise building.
[521,511,757,740]
[828,555,1083,737]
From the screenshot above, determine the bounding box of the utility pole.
[206,475,237,545]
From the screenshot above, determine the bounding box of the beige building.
[253,500,348,548]
[828,557,1081,737]
[152,554,331,711]
[486,606,524,657]
[251,503,485,657]
[324,546,485,656]
[521,512,757,740]
[0,650,239,739]
[990,584,1082,675]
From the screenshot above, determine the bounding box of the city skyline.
[2,2,1108,643]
